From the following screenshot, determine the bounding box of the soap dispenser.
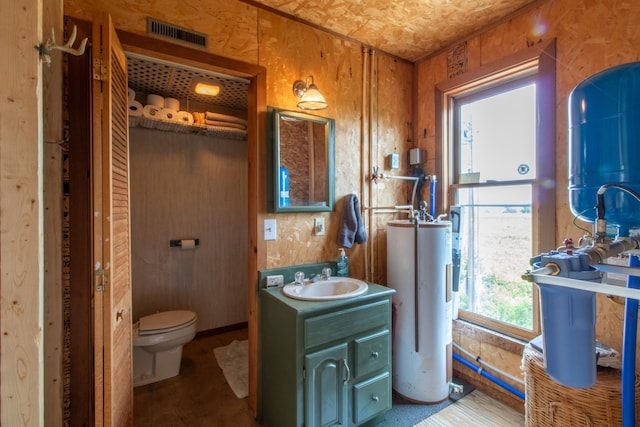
[337,248,349,277]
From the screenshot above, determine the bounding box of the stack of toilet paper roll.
[128,88,144,117]
[127,89,194,125]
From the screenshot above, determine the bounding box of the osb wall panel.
[128,128,248,331]
[453,321,526,412]
[258,10,412,280]
[416,0,640,406]
[62,0,413,282]
[63,0,258,63]
[369,53,415,285]
[259,10,364,270]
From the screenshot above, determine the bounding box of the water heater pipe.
[360,47,370,282]
[429,175,436,217]
[593,183,640,427]
[452,353,525,400]
[529,273,640,300]
[576,237,640,266]
[371,172,421,209]
[413,219,420,352]
[453,342,524,386]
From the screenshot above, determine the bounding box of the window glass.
[458,84,536,183]
[438,41,556,339]
[456,185,534,329]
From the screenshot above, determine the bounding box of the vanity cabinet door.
[304,343,349,427]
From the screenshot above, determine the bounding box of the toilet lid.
[138,310,196,335]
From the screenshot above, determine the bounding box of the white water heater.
[387,219,452,403]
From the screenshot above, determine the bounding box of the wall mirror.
[268,107,335,212]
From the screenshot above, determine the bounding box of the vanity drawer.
[353,330,390,378]
[304,300,389,349]
[352,372,391,424]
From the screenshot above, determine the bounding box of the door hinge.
[93,59,107,81]
[95,268,106,292]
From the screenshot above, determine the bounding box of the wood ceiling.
[247,0,541,62]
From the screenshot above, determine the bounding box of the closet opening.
[117,29,267,416]
[66,23,266,422]
[126,52,250,333]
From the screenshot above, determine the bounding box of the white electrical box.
[264,219,277,240]
[389,153,400,169]
[314,218,325,236]
[409,148,427,165]
[266,275,284,288]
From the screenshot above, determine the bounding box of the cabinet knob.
[371,351,379,359]
[371,395,379,402]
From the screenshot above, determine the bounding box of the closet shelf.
[129,115,247,140]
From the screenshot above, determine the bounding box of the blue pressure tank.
[537,63,640,390]
[568,62,640,233]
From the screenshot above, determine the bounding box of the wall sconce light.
[292,76,327,110]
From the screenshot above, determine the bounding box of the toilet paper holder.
[169,239,200,248]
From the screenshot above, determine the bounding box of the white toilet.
[132,310,198,387]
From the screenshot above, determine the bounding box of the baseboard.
[195,322,248,339]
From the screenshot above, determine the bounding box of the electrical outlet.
[314,218,325,236]
[266,274,284,288]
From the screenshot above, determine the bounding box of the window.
[435,41,556,339]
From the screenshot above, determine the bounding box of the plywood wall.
[129,128,248,331]
[57,0,640,417]
[368,53,419,285]
[258,10,414,278]
[63,0,414,284]
[64,0,259,64]
[416,0,640,408]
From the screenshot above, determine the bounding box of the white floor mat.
[213,340,248,399]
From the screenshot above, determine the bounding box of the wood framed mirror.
[268,107,335,213]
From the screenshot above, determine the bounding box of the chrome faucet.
[310,267,332,282]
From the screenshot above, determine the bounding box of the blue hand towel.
[337,194,367,248]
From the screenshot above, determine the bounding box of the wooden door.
[91,13,133,427]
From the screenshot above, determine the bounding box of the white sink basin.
[282,278,369,301]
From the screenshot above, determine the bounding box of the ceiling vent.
[146,18,208,49]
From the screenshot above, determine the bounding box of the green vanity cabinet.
[260,283,395,427]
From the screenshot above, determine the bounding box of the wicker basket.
[523,344,640,426]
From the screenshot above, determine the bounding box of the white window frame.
[435,40,556,340]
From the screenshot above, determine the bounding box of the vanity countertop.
[261,282,395,315]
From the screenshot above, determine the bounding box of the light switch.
[264,219,277,240]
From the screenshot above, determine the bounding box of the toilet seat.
[138,310,197,335]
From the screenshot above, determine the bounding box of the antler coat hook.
[35,25,88,66]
